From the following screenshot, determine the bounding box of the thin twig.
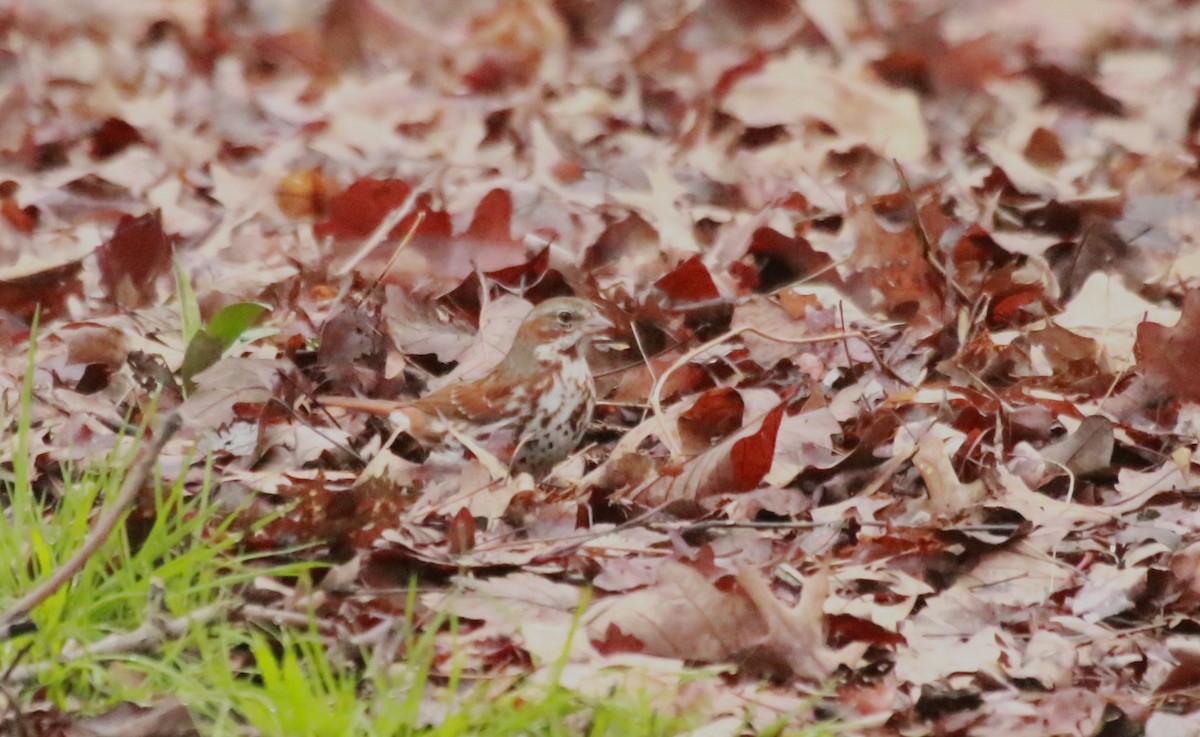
[893,160,972,305]
[354,209,426,307]
[647,519,838,533]
[335,188,421,278]
[767,254,854,299]
[836,301,859,388]
[649,324,906,456]
[240,604,336,633]
[591,332,690,379]
[629,321,660,390]
[0,411,183,628]
[268,394,366,465]
[471,500,674,556]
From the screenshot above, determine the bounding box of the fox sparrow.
[324,297,612,476]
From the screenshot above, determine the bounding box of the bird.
[322,297,613,477]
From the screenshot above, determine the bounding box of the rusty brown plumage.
[324,297,611,476]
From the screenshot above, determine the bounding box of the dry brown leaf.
[1156,637,1200,694]
[1005,630,1077,689]
[1040,415,1114,477]
[722,50,928,160]
[733,564,844,682]
[913,430,986,517]
[1168,541,1200,611]
[1070,563,1146,621]
[13,0,1200,728]
[1134,288,1200,404]
[894,585,1006,685]
[1055,273,1177,368]
[991,467,1113,527]
[622,402,784,512]
[585,561,767,664]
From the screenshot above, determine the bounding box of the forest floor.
[3,1,1200,735]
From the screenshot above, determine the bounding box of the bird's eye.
[556,310,574,326]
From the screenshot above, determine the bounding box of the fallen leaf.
[913,430,986,517]
[1070,563,1146,621]
[723,49,928,160]
[585,561,767,663]
[624,402,785,511]
[1134,288,1200,403]
[1040,415,1114,477]
[65,698,198,737]
[96,212,172,307]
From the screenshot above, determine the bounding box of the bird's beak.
[584,311,615,333]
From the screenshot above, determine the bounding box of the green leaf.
[179,334,225,395]
[179,302,268,393]
[204,302,268,346]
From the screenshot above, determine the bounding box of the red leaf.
[314,178,412,240]
[987,283,1044,326]
[590,623,645,655]
[447,507,477,555]
[89,117,144,159]
[1024,126,1066,167]
[678,387,745,450]
[713,50,766,98]
[462,56,518,94]
[654,256,720,304]
[1028,63,1125,117]
[96,212,172,307]
[729,404,784,492]
[464,188,515,244]
[487,247,549,289]
[747,227,842,292]
[440,248,571,318]
[0,259,84,320]
[1,196,36,234]
[1135,289,1200,403]
[827,613,906,647]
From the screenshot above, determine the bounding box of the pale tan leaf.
[585,561,766,663]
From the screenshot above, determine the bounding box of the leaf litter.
[5,0,1200,733]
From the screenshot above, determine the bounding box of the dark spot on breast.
[567,402,589,429]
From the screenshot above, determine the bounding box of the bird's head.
[513,297,613,359]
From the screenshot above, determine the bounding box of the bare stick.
[5,601,222,683]
[240,604,336,633]
[0,411,183,628]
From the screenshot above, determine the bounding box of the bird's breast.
[524,356,594,441]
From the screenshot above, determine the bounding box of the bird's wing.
[411,373,521,427]
[323,367,530,448]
